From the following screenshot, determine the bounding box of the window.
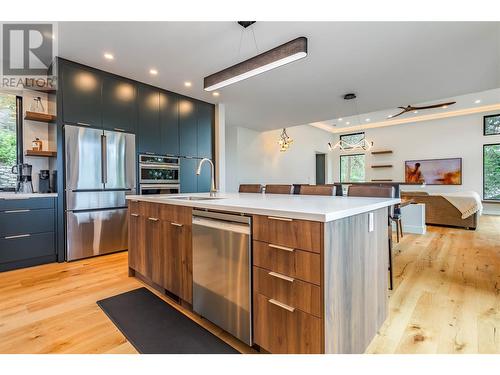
[339,132,365,150]
[0,93,20,190]
[483,144,500,201]
[340,154,365,183]
[484,114,500,136]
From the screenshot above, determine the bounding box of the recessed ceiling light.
[212,92,220,97]
[184,81,192,87]
[413,110,418,114]
[365,118,370,122]
[388,115,393,118]
[474,99,481,104]
[346,121,350,125]
[149,69,158,75]
[442,105,448,109]
[104,53,114,60]
[338,118,343,121]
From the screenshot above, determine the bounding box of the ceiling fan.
[387,101,456,119]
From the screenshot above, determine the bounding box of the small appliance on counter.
[50,170,57,193]
[11,163,34,193]
[38,169,50,193]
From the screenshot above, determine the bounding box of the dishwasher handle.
[192,216,250,235]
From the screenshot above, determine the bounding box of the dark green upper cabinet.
[102,75,137,133]
[179,97,197,157]
[197,101,214,159]
[160,91,179,156]
[137,84,161,154]
[61,62,102,127]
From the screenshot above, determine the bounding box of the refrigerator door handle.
[101,134,108,184]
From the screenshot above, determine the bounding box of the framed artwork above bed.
[405,158,462,185]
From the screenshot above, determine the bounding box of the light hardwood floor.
[0,216,498,354]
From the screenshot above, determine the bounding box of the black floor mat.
[97,287,240,354]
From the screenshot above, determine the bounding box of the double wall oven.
[139,154,180,195]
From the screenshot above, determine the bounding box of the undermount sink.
[169,196,224,201]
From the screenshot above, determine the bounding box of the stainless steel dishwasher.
[192,209,252,345]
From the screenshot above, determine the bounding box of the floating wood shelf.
[23,83,56,94]
[371,150,393,155]
[371,165,393,168]
[25,111,56,123]
[25,150,57,157]
[371,179,394,182]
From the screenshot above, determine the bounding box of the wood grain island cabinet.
[127,195,392,354]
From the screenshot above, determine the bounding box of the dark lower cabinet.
[102,75,137,133]
[160,91,180,156]
[137,84,161,154]
[0,197,57,272]
[61,62,102,127]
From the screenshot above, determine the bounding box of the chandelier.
[278,128,293,152]
[328,138,373,152]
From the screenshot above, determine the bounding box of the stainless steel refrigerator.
[65,125,136,261]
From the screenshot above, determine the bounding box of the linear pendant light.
[204,37,308,91]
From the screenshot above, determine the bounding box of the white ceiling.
[57,22,500,131]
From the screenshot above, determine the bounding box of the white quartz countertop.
[0,192,58,199]
[126,192,401,222]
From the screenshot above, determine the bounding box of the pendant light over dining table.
[203,22,308,91]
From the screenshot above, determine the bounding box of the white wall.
[225,124,334,192]
[329,110,500,214]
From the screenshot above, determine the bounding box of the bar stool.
[264,184,294,194]
[299,185,336,196]
[239,184,263,193]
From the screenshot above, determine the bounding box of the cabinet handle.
[113,128,125,132]
[267,216,293,222]
[268,299,295,312]
[4,209,30,213]
[268,243,294,252]
[148,217,159,222]
[268,271,294,283]
[77,122,91,127]
[130,213,139,217]
[5,233,31,240]
[171,222,183,227]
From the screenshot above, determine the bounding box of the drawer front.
[139,201,159,218]
[0,197,55,211]
[253,215,322,253]
[159,204,192,226]
[253,240,321,285]
[253,266,321,317]
[0,208,55,237]
[254,293,322,354]
[128,199,140,215]
[0,232,55,264]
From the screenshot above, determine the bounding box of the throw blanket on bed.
[431,191,483,219]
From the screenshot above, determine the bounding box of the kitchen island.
[125,192,400,354]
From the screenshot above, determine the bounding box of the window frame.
[340,153,366,183]
[339,131,365,150]
[483,114,500,136]
[483,143,500,201]
[0,94,23,191]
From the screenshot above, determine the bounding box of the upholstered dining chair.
[264,184,294,194]
[347,184,398,290]
[299,185,336,196]
[238,184,263,193]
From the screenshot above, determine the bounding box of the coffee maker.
[11,163,34,193]
[38,169,50,193]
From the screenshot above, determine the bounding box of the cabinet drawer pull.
[267,216,293,222]
[77,122,91,127]
[268,243,294,252]
[268,299,295,312]
[148,217,159,222]
[268,271,294,282]
[130,213,139,217]
[5,233,31,240]
[171,222,183,227]
[113,128,125,132]
[4,209,30,213]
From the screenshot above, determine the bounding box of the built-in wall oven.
[139,154,180,195]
